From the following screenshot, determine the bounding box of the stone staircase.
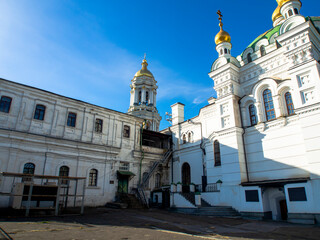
[173,193,240,217]
[171,206,240,217]
[136,149,173,207]
[179,192,195,206]
[106,193,144,209]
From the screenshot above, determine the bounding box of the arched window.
[220,49,223,55]
[224,48,227,54]
[214,140,221,166]
[263,89,276,121]
[182,134,186,144]
[294,8,299,14]
[138,90,142,104]
[146,91,149,104]
[142,172,149,185]
[285,13,288,19]
[23,162,35,182]
[228,49,230,54]
[260,45,266,57]
[288,9,293,17]
[247,53,252,63]
[249,104,257,126]
[59,166,69,185]
[155,173,161,188]
[0,96,12,113]
[285,92,295,115]
[23,163,35,174]
[188,132,192,142]
[89,169,98,186]
[34,104,46,121]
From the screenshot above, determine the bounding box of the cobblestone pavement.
[1,208,320,240]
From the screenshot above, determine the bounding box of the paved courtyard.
[1,208,320,240]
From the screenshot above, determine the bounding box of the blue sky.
[0,0,319,130]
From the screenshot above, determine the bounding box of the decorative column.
[255,102,263,123]
[150,90,154,105]
[130,90,134,106]
[241,107,248,127]
[153,91,157,107]
[273,95,282,117]
[134,88,139,104]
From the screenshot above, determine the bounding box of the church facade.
[0,0,320,224]
[166,0,320,224]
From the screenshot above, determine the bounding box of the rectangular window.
[34,104,46,120]
[95,118,103,133]
[123,125,130,138]
[245,190,259,202]
[119,162,129,171]
[0,96,12,113]
[288,187,307,201]
[67,112,77,127]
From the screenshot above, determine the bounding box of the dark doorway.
[118,176,129,193]
[279,199,288,220]
[182,163,191,193]
[162,190,170,208]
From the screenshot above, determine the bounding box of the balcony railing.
[195,183,220,193]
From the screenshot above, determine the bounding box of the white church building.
[0,0,320,224]
[166,0,320,224]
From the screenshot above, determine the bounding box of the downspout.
[168,127,174,183]
[238,98,250,183]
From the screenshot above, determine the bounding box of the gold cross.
[144,53,146,60]
[217,10,223,23]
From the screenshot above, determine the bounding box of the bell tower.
[128,56,161,131]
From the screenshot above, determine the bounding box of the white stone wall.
[0,79,166,208]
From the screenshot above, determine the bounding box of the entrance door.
[279,199,288,220]
[182,163,191,193]
[118,176,129,193]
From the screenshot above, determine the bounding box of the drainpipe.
[168,127,174,183]
[238,98,250,183]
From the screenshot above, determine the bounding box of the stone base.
[240,211,272,220]
[287,213,320,225]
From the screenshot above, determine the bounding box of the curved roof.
[241,24,281,57]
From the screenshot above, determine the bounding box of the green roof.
[117,171,136,176]
[241,24,281,57]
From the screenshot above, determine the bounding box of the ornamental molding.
[295,103,320,117]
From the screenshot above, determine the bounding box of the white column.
[273,95,282,117]
[134,89,139,104]
[255,102,262,123]
[153,91,157,107]
[130,90,134,106]
[150,90,154,105]
[241,107,248,127]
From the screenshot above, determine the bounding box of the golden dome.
[134,58,154,78]
[215,22,231,45]
[272,5,282,22]
[278,0,302,7]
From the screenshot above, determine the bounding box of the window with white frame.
[263,89,276,121]
[119,162,129,171]
[89,169,98,186]
[285,92,295,115]
[248,104,257,126]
